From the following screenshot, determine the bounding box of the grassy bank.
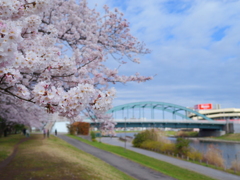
[165,131,198,137]
[68,135,215,180]
[213,133,240,141]
[132,129,240,176]
[0,134,24,162]
[0,134,135,180]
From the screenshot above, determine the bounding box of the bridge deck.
[89,119,226,130]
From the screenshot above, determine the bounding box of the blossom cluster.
[0,0,152,131]
[0,94,48,128]
[0,20,22,67]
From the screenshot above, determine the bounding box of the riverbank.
[117,131,240,174]
[213,133,240,141]
[98,137,240,180]
[186,133,240,143]
[196,138,240,144]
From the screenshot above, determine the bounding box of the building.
[189,103,240,121]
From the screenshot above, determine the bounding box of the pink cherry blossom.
[0,0,152,131]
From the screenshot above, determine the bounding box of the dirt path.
[58,135,176,180]
[0,137,30,169]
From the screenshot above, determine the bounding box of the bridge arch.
[107,101,213,121]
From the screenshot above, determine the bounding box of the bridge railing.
[83,119,227,124]
[111,119,226,124]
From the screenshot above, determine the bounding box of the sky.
[87,0,240,109]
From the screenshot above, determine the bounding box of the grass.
[0,134,24,162]
[164,131,199,137]
[68,135,216,180]
[0,134,136,180]
[212,133,240,141]
[178,131,199,137]
[165,131,177,136]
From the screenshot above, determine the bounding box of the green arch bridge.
[89,101,230,136]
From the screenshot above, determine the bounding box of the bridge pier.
[198,129,226,137]
[233,123,240,133]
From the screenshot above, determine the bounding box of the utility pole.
[124,117,126,152]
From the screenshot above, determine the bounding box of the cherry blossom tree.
[0,0,152,132]
[0,94,48,136]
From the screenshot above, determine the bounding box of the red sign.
[195,104,212,110]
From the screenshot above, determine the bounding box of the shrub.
[187,150,203,161]
[90,131,96,141]
[175,138,190,156]
[139,139,176,154]
[231,160,240,172]
[132,129,168,147]
[73,122,90,135]
[80,122,90,135]
[66,124,77,135]
[203,144,224,168]
[92,138,97,142]
[140,140,161,151]
[132,132,147,147]
[160,143,175,153]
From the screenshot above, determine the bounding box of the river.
[116,132,240,168]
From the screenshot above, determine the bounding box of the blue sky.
[87,0,240,109]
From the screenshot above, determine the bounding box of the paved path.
[101,137,240,180]
[58,135,176,180]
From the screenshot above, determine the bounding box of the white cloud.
[87,0,240,109]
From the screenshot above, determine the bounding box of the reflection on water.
[190,140,240,168]
[169,137,240,168]
[117,132,240,168]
